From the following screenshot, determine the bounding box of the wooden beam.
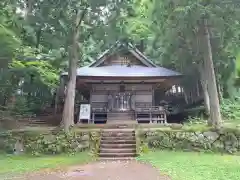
[74,76,181,81]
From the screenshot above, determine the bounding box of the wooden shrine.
[57,41,183,124]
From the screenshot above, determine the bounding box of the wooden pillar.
[152,85,155,106]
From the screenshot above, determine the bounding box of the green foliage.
[89,131,101,157]
[9,96,30,115]
[10,59,59,88]
[136,129,149,155]
[1,131,16,153]
[139,142,149,154]
[220,98,240,120]
[0,46,60,115]
[0,24,21,66]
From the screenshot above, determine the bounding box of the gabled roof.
[61,41,182,79]
[88,41,157,67]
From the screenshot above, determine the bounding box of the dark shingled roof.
[61,65,182,77]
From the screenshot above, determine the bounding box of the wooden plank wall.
[126,84,153,108]
[90,83,154,110]
[90,84,118,109]
[100,53,146,66]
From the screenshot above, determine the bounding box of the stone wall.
[138,127,240,154]
[0,129,99,155]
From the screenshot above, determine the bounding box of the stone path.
[7,160,171,180]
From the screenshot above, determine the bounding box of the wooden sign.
[79,104,91,122]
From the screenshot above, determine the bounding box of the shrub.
[220,98,240,120]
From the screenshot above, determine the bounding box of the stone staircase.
[99,126,137,161]
[107,111,134,122]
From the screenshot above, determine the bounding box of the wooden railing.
[89,106,167,124]
[135,106,167,124]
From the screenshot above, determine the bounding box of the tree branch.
[75,6,88,30]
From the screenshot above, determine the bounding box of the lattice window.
[120,56,130,65]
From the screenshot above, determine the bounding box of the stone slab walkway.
[6,160,171,180]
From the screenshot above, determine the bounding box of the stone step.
[103,124,136,129]
[107,113,133,116]
[30,121,46,124]
[108,114,132,116]
[98,128,136,159]
[101,139,136,144]
[101,143,136,149]
[101,132,135,137]
[98,157,135,161]
[102,129,135,132]
[102,130,135,134]
[99,152,137,158]
[107,119,133,122]
[108,116,132,118]
[107,115,132,118]
[101,136,135,141]
[107,115,132,117]
[100,148,136,153]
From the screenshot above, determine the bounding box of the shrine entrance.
[112,92,132,112]
[107,84,134,112]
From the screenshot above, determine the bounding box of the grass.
[0,152,92,175]
[138,151,240,180]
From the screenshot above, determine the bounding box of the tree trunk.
[54,89,59,114]
[35,28,42,48]
[183,91,189,104]
[198,62,210,117]
[200,18,222,128]
[61,9,87,131]
[24,0,33,20]
[200,71,210,116]
[203,84,210,115]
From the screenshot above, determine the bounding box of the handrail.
[135,106,166,112]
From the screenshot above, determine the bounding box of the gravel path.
[6,160,171,180]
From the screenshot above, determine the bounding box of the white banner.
[79,104,91,121]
